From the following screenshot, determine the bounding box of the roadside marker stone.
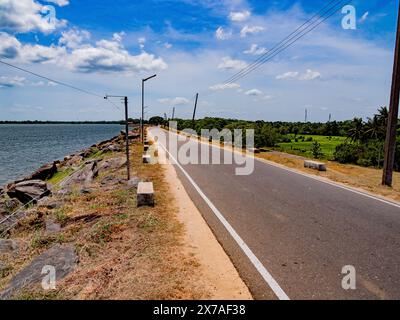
[142,154,151,164]
[304,160,327,172]
[137,182,154,207]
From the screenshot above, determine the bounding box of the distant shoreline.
[0,121,124,125]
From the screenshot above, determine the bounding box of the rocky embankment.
[0,130,138,236]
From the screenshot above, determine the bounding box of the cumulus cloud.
[209,83,241,91]
[276,69,321,81]
[229,10,251,22]
[245,89,263,96]
[0,0,67,33]
[244,44,267,55]
[59,28,91,49]
[0,76,26,88]
[215,26,232,40]
[1,30,168,74]
[158,97,190,106]
[0,32,21,59]
[66,40,168,73]
[240,25,264,37]
[218,56,247,70]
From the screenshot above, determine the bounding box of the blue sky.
[0,0,399,121]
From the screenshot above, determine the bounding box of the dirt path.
[149,130,252,300]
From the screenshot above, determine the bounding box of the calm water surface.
[0,124,122,187]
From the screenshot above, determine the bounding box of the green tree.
[311,141,323,159]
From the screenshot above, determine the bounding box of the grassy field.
[276,135,347,159]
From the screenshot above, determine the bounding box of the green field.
[276,135,347,160]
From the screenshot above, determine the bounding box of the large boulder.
[7,180,51,204]
[19,162,57,182]
[59,160,99,190]
[0,244,78,299]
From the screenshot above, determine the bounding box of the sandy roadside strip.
[148,130,253,300]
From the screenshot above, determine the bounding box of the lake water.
[0,124,122,187]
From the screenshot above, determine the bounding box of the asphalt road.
[150,128,400,300]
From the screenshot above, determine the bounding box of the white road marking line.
[158,140,290,301]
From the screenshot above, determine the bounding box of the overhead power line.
[0,59,124,112]
[0,59,105,98]
[223,0,347,86]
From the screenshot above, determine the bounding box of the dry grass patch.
[1,142,207,300]
[258,152,400,202]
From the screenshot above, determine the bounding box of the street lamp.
[142,74,157,143]
[104,94,131,180]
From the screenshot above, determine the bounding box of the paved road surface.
[150,128,400,300]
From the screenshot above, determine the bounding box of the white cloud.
[299,69,321,81]
[164,42,173,49]
[0,32,21,59]
[19,43,66,63]
[215,26,232,40]
[276,71,299,80]
[244,44,267,55]
[245,89,263,96]
[158,97,190,106]
[112,31,126,42]
[218,56,247,70]
[276,70,321,81]
[66,40,167,73]
[209,83,241,91]
[229,10,251,22]
[46,0,69,6]
[0,76,26,88]
[240,25,264,37]
[0,0,67,34]
[1,31,168,74]
[59,28,91,49]
[138,37,146,49]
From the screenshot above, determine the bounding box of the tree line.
[150,106,400,171]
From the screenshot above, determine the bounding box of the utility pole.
[172,107,175,120]
[142,74,157,143]
[192,93,199,128]
[329,113,332,123]
[383,2,400,187]
[104,95,130,180]
[305,108,308,123]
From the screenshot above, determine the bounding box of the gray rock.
[101,176,123,187]
[0,244,78,299]
[59,161,99,190]
[0,198,22,215]
[98,158,126,172]
[45,219,61,234]
[106,144,122,152]
[20,162,57,182]
[0,239,20,253]
[37,198,62,210]
[127,177,141,189]
[7,180,51,204]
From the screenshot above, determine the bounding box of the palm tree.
[365,115,382,140]
[347,118,365,143]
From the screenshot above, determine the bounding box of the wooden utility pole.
[104,95,130,180]
[192,93,199,128]
[382,2,400,187]
[124,96,131,180]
